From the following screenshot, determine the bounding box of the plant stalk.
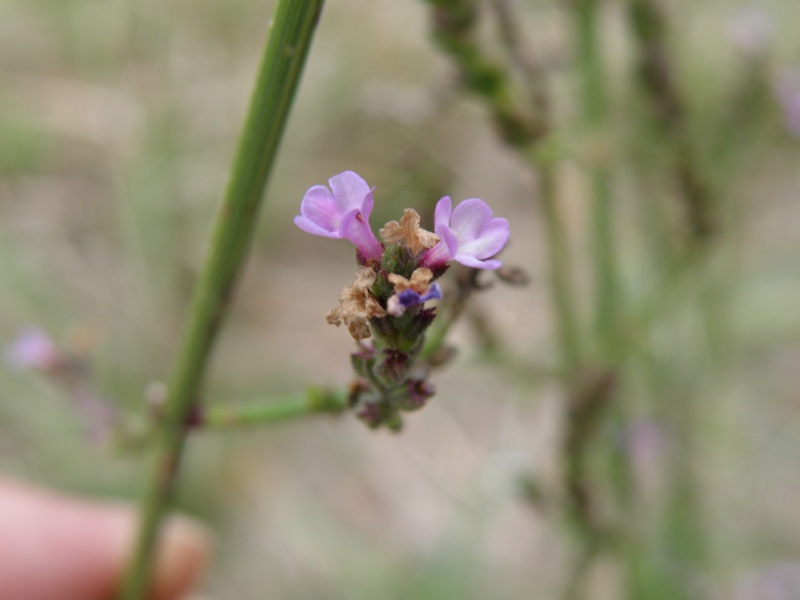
[202,388,347,428]
[535,158,583,373]
[570,0,618,356]
[118,2,325,597]
[628,0,714,240]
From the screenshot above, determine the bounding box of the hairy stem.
[118,2,325,597]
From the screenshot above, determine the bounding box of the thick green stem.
[118,2,325,598]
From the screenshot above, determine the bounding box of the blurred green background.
[1,0,799,598]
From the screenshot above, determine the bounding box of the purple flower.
[774,69,800,138]
[388,283,442,317]
[294,171,384,260]
[5,327,63,372]
[729,6,774,57]
[423,197,510,270]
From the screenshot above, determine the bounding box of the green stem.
[424,0,583,374]
[118,2,325,598]
[627,0,713,240]
[571,0,618,356]
[534,157,583,373]
[203,388,347,428]
[420,315,450,361]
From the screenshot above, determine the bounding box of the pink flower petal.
[339,208,384,260]
[426,195,509,270]
[329,171,371,214]
[455,255,502,270]
[449,198,494,241]
[433,196,453,236]
[295,185,340,237]
[294,215,336,237]
[457,217,510,258]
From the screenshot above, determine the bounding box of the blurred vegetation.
[1,0,800,598]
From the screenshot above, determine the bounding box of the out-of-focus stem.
[427,0,548,146]
[117,2,325,598]
[569,0,618,355]
[535,158,583,372]
[425,0,583,373]
[628,0,714,240]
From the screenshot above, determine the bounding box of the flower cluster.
[295,171,509,429]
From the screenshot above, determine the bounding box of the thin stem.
[424,0,583,373]
[627,0,714,240]
[202,388,347,428]
[570,0,618,356]
[534,158,583,373]
[420,314,450,361]
[118,2,325,598]
[488,0,584,370]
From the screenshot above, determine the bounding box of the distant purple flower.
[423,197,510,270]
[294,171,384,260]
[624,419,667,466]
[734,561,800,600]
[5,327,63,372]
[72,386,118,445]
[729,6,774,57]
[774,69,800,138]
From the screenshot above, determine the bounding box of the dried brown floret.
[386,268,438,317]
[388,268,434,294]
[326,267,386,340]
[379,209,439,255]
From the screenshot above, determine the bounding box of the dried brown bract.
[326,267,386,340]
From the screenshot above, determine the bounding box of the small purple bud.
[356,400,402,430]
[399,379,435,411]
[357,401,384,428]
[375,348,411,382]
[388,283,442,317]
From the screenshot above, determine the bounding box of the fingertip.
[0,477,212,600]
[149,515,213,600]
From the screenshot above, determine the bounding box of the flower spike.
[423,196,510,270]
[296,171,513,429]
[294,171,384,260]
